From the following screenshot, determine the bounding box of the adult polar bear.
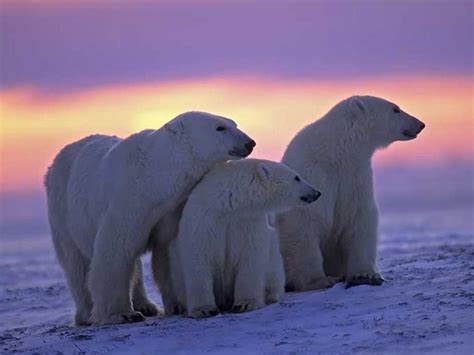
[169,159,321,318]
[277,96,425,291]
[45,111,255,325]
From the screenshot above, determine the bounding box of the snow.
[1,163,473,354]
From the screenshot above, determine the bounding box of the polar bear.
[277,96,425,291]
[44,111,255,325]
[168,159,321,318]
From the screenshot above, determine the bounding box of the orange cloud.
[1,75,472,193]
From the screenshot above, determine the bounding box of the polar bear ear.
[257,163,272,180]
[350,97,367,119]
[164,120,184,136]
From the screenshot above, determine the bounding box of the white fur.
[168,159,320,318]
[264,215,286,305]
[277,96,425,291]
[44,111,254,325]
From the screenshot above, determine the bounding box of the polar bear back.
[46,134,123,257]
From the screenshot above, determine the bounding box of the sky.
[0,0,473,193]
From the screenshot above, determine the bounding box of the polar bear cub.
[277,96,425,291]
[169,159,321,318]
[45,111,255,325]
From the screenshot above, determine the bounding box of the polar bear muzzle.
[300,190,322,203]
[229,139,256,158]
[402,116,425,140]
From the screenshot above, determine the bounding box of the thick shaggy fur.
[277,96,425,291]
[44,111,254,325]
[168,159,321,318]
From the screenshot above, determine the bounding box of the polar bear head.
[253,160,321,211]
[208,159,321,214]
[348,96,425,149]
[165,111,255,162]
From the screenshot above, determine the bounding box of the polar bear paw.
[74,311,93,327]
[120,311,146,323]
[96,311,145,325]
[231,300,261,313]
[188,305,219,319]
[306,276,339,291]
[345,273,385,288]
[265,292,282,305]
[165,303,186,316]
[133,301,161,317]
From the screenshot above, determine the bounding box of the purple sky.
[0,0,472,92]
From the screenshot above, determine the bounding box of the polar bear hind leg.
[131,259,160,317]
[283,226,335,292]
[51,229,93,326]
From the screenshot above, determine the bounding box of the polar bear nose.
[245,140,256,153]
[300,190,322,203]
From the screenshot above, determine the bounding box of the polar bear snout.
[245,140,256,154]
[402,117,425,140]
[229,138,256,158]
[414,119,426,134]
[295,177,321,204]
[300,190,322,204]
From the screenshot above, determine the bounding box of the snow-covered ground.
[1,163,473,354]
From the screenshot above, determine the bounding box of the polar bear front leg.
[265,240,285,304]
[88,216,147,325]
[232,255,266,313]
[184,264,218,319]
[150,208,184,315]
[132,259,160,317]
[344,211,385,288]
[151,244,182,315]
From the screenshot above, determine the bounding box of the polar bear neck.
[296,106,377,169]
[193,178,283,218]
[148,128,215,175]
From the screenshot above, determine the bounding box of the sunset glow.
[1,75,472,192]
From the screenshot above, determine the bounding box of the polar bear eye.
[216,126,226,132]
[295,176,301,182]
[393,107,400,113]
